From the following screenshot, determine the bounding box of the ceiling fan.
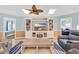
[22,5,44,15]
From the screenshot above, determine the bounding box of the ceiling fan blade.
[22,9,31,14]
[37,9,43,12]
[25,9,32,11]
[32,12,39,15]
[29,11,33,14]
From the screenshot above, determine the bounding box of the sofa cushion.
[68,40,79,43]
[58,35,69,39]
[69,34,79,40]
[70,30,79,36]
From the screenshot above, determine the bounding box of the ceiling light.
[48,9,56,14]
[22,9,30,14]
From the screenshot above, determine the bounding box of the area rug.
[54,41,66,54]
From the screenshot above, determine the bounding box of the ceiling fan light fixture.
[48,9,56,14]
[22,9,30,14]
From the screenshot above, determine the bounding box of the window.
[77,25,79,30]
[3,17,15,31]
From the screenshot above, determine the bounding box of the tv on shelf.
[32,21,48,31]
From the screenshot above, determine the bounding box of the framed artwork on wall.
[60,17,72,29]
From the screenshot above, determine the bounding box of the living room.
[0,5,79,54]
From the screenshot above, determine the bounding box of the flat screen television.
[32,21,48,31]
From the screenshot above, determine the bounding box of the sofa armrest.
[67,40,79,44]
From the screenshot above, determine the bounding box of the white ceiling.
[0,5,79,17]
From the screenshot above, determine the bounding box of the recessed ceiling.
[0,5,79,17]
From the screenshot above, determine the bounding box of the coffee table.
[21,39,54,53]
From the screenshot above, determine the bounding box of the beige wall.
[0,32,3,39]
[16,31,25,38]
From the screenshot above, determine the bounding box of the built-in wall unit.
[26,18,53,39]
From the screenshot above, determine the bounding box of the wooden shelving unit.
[25,18,54,39]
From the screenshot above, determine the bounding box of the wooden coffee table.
[21,39,54,53]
